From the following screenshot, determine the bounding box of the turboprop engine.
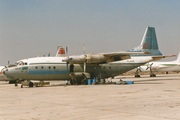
[62,54,107,64]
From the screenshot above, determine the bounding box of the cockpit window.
[17,61,28,66]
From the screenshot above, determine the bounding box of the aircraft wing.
[62,51,151,64]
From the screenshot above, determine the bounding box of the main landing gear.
[148,63,156,77]
[21,80,34,88]
[69,72,91,85]
[135,67,141,78]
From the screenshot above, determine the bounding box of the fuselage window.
[49,66,51,69]
[54,66,56,69]
[41,66,43,69]
[36,67,38,69]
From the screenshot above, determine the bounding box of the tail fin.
[127,27,162,56]
[55,46,66,57]
[176,51,180,63]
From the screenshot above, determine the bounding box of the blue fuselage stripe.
[28,71,69,74]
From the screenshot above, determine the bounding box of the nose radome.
[2,68,7,75]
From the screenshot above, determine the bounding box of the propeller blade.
[66,46,68,56]
[66,62,69,73]
[84,61,86,73]
[83,43,86,73]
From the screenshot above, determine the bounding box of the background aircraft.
[130,51,179,77]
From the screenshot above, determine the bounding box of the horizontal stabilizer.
[103,52,151,56]
[152,55,176,61]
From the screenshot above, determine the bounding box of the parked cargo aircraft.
[2,27,173,86]
[130,51,179,77]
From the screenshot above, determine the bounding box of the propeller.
[66,46,69,73]
[146,63,153,70]
[8,60,10,67]
[136,66,142,72]
[83,43,86,73]
[63,44,88,73]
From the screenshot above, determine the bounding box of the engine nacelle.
[62,54,108,64]
[62,55,85,64]
[86,54,107,63]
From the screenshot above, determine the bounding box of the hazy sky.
[0,0,180,65]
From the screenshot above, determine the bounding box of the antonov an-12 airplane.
[130,51,179,77]
[2,27,173,86]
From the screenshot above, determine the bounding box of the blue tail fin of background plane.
[127,27,162,56]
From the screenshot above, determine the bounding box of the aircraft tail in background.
[175,51,180,63]
[55,46,66,57]
[127,27,162,56]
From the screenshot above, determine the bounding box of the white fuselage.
[129,60,180,73]
[3,56,156,80]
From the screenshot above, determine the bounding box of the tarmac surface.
[1,74,180,120]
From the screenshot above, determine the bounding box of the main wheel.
[9,80,17,84]
[29,82,34,87]
[82,80,87,85]
[150,74,156,77]
[70,80,73,85]
[135,75,140,77]
[77,79,82,85]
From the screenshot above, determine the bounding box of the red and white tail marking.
[56,46,66,57]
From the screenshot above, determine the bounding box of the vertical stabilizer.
[56,46,66,57]
[127,27,162,56]
[176,51,180,63]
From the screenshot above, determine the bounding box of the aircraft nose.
[2,68,8,75]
